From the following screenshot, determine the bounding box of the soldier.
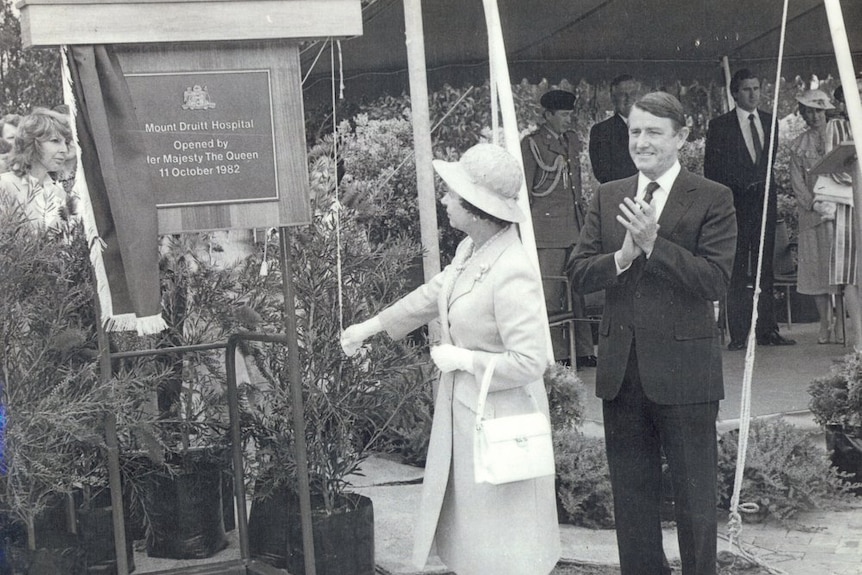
[522,89,596,368]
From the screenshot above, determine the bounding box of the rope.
[301,40,329,86]
[331,38,345,333]
[727,0,789,570]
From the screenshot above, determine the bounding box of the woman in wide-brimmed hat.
[341,143,560,575]
[790,89,839,343]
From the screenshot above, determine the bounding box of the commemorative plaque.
[115,40,314,233]
[18,0,363,234]
[127,70,278,207]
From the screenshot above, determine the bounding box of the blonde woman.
[0,108,74,230]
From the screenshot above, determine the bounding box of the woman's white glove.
[341,317,383,356]
[813,200,837,221]
[430,344,474,374]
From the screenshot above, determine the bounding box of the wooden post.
[95,295,130,575]
[402,0,441,283]
[278,227,317,575]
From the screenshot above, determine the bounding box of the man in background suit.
[589,74,639,183]
[522,89,596,368]
[569,92,737,575]
[704,68,796,350]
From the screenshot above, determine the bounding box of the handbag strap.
[475,355,500,430]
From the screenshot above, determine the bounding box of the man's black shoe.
[756,331,797,346]
[576,355,597,368]
[727,340,746,351]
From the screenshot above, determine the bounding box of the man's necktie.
[643,181,660,205]
[749,113,763,165]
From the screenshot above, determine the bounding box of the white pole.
[824,0,862,174]
[481,0,554,361]
[403,0,442,284]
[721,56,734,112]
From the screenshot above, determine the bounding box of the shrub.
[544,362,586,431]
[0,205,160,552]
[553,428,615,529]
[808,351,862,430]
[717,418,857,523]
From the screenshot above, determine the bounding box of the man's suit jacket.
[568,170,737,404]
[588,114,637,184]
[704,109,777,224]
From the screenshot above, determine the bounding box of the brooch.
[475,264,490,282]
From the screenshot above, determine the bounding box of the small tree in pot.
[808,351,862,494]
[118,232,260,560]
[239,133,429,574]
[0,204,154,572]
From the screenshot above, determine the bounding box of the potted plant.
[116,232,257,560]
[0,204,151,573]
[235,134,428,573]
[808,351,862,494]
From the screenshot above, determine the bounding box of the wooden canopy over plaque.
[17,0,363,233]
[18,0,362,47]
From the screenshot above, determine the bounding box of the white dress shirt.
[735,106,764,163]
[615,161,682,273]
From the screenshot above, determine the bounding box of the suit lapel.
[657,170,696,238]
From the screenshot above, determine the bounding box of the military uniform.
[521,90,594,365]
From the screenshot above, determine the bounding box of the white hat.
[432,143,525,223]
[796,89,835,110]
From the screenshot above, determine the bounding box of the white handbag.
[473,356,556,485]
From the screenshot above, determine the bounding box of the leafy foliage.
[717,418,858,523]
[0,0,62,113]
[0,204,157,550]
[238,131,428,512]
[242,210,426,512]
[808,351,862,430]
[544,362,586,431]
[553,428,615,529]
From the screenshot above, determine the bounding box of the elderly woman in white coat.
[342,143,560,575]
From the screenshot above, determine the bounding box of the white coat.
[378,225,560,575]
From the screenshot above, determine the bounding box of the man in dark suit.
[704,68,795,350]
[522,89,596,368]
[569,92,737,575]
[589,74,639,183]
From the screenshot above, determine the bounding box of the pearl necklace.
[454,225,509,273]
[442,225,510,315]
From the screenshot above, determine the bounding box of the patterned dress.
[0,171,73,230]
[790,128,836,295]
[826,118,857,285]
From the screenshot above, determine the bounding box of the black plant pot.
[222,468,236,533]
[826,425,862,495]
[248,487,374,575]
[139,449,228,559]
[77,499,136,575]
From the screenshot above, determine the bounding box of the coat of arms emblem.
[182,85,216,110]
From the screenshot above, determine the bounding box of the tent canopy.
[302,0,862,99]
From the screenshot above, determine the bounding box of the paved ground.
[132,321,862,575]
